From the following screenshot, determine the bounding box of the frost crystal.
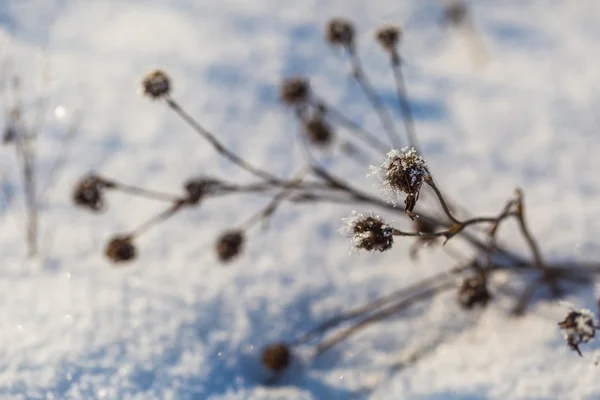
[340,211,394,252]
[369,147,428,213]
[558,308,597,356]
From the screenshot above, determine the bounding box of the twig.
[344,46,403,149]
[314,280,455,355]
[390,55,420,151]
[311,96,389,154]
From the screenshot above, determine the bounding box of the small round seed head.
[280,77,311,106]
[261,342,292,373]
[369,147,428,213]
[326,18,355,48]
[443,2,469,26]
[304,117,334,148]
[341,211,394,252]
[215,230,245,263]
[105,235,137,264]
[558,308,597,356]
[375,25,402,53]
[184,177,223,205]
[458,275,491,309]
[2,125,16,144]
[73,174,111,212]
[141,69,171,99]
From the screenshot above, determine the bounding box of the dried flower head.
[375,25,402,54]
[369,147,428,214]
[443,2,469,26]
[326,18,355,48]
[73,174,112,212]
[184,178,223,205]
[215,230,245,263]
[558,308,597,356]
[105,235,137,264]
[280,77,311,106]
[303,117,334,148]
[261,342,292,373]
[2,126,16,144]
[341,211,394,252]
[141,69,171,99]
[458,275,491,309]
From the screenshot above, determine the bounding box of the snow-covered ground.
[2,1,600,398]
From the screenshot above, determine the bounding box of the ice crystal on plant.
[340,211,394,253]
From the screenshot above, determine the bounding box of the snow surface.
[2,0,600,399]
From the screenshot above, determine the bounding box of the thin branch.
[314,280,455,355]
[344,46,403,149]
[390,55,420,151]
[311,96,389,154]
[166,97,285,186]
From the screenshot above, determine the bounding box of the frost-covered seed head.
[184,178,223,205]
[279,77,311,106]
[558,309,597,356]
[141,69,171,99]
[304,117,334,148]
[369,147,428,213]
[375,25,402,53]
[261,342,292,373]
[215,230,245,263]
[458,275,491,309]
[341,211,394,252]
[326,18,355,48]
[105,235,137,264]
[73,174,112,212]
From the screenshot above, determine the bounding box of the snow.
[1,0,600,399]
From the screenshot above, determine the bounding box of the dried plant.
[0,52,81,258]
[72,7,600,382]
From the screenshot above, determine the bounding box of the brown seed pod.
[443,2,469,26]
[370,148,428,214]
[279,77,311,106]
[341,211,394,253]
[105,235,137,264]
[261,342,291,373]
[558,309,596,356]
[141,69,171,100]
[457,274,491,309]
[375,25,402,54]
[326,18,355,48]
[303,117,334,148]
[215,230,245,263]
[2,125,16,144]
[73,174,111,212]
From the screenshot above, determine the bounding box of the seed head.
[105,235,137,264]
[73,174,112,212]
[375,25,402,54]
[458,275,491,309]
[303,117,334,148]
[326,18,355,48]
[558,308,597,356]
[141,69,171,99]
[280,77,311,106]
[443,2,469,26]
[2,126,15,144]
[261,342,292,373]
[184,178,223,205]
[215,230,245,263]
[369,147,428,214]
[341,211,394,252]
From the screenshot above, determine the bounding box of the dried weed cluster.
[69,1,600,378]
